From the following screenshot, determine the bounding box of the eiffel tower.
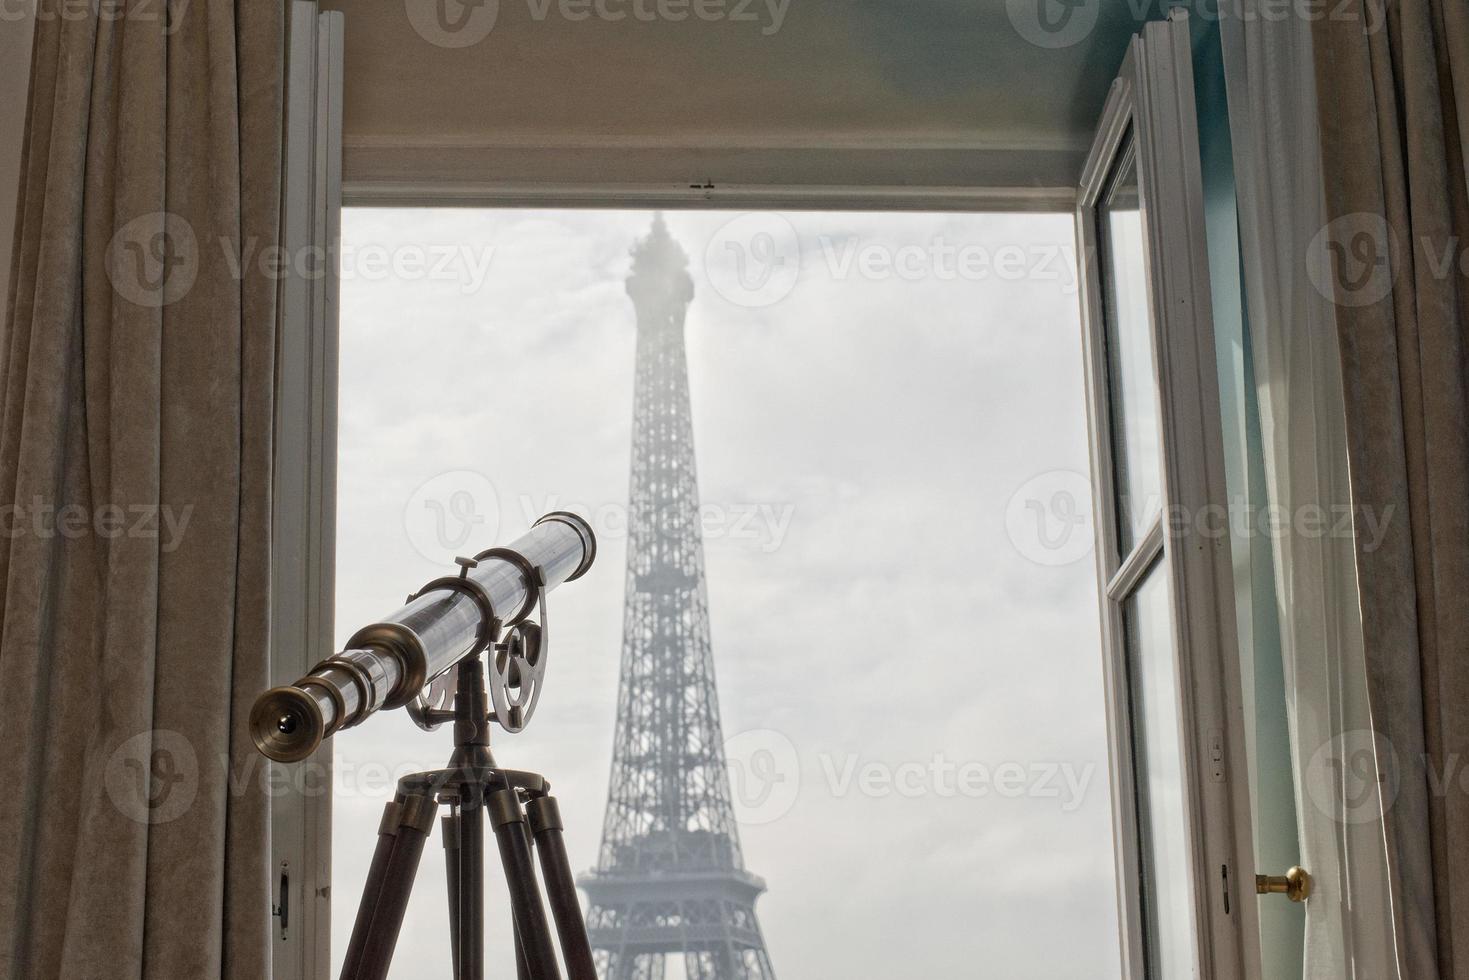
[578,215,777,980]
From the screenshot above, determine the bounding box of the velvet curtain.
[0,1,284,977]
[1312,2,1469,977]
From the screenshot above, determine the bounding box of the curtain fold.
[0,1,284,977]
[1219,8,1399,978]
[1313,2,1469,977]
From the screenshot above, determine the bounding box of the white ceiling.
[325,0,1162,208]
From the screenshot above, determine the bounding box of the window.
[1073,15,1254,978]
[327,208,1120,978]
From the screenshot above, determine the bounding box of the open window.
[1074,13,1258,979]
[266,8,1273,979]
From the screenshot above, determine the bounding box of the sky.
[330,207,1118,979]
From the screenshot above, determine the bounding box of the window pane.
[331,208,1120,980]
[1100,138,1163,554]
[1125,565,1197,978]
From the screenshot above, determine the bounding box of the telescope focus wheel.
[486,563,551,734]
[490,620,545,733]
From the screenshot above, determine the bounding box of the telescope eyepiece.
[250,686,326,763]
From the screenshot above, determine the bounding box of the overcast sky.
[330,207,1118,979]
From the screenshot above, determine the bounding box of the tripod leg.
[515,921,531,980]
[355,793,438,980]
[443,810,462,980]
[526,797,598,980]
[487,789,562,980]
[340,801,402,980]
[461,798,486,980]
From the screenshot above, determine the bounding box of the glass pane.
[1100,138,1163,554]
[1125,565,1197,978]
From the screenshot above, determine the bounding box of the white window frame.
[286,13,1261,978]
[270,5,344,980]
[1074,12,1259,980]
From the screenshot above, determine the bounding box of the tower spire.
[579,216,777,980]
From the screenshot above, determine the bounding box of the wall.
[323,0,1165,203]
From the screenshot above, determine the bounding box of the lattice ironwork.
[578,216,776,980]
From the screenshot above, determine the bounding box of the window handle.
[1256,866,1311,902]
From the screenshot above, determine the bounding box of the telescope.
[251,508,604,980]
[250,511,596,763]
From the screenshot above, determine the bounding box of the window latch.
[272,861,290,941]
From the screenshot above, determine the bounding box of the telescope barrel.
[251,512,596,762]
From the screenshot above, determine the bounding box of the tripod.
[338,653,599,980]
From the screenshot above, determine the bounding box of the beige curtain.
[1313,2,1469,977]
[0,1,284,978]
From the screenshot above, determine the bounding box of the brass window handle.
[1256,866,1312,902]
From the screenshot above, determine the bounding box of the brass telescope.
[250,512,596,762]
